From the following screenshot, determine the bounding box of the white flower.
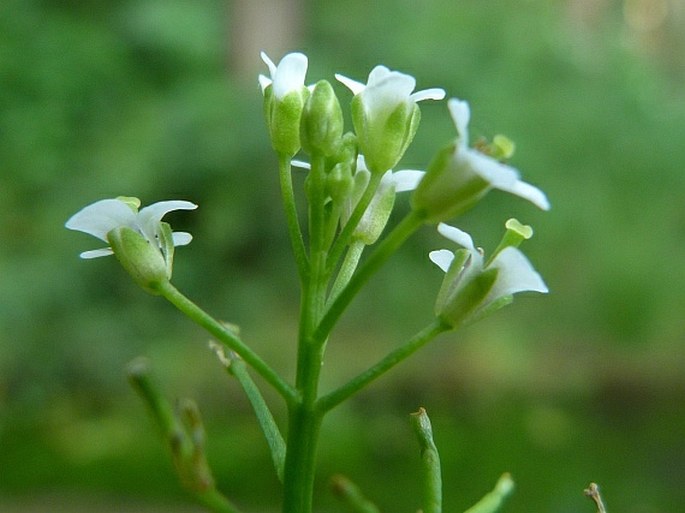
[335,65,445,108]
[259,51,310,156]
[66,197,197,259]
[258,51,308,99]
[448,98,549,210]
[430,223,548,327]
[412,98,549,221]
[335,66,445,173]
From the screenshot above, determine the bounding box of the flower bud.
[301,80,343,156]
[326,162,354,204]
[332,132,358,168]
[107,226,169,294]
[263,85,309,157]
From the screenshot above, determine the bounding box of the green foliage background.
[1,1,684,511]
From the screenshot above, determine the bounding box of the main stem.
[282,153,328,513]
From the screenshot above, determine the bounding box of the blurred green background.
[1,0,684,512]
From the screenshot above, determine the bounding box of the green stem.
[318,320,448,413]
[279,153,309,283]
[224,351,286,482]
[463,474,514,513]
[282,403,323,513]
[157,281,296,405]
[314,210,425,345]
[127,359,243,513]
[411,408,442,513]
[330,475,381,513]
[283,151,330,513]
[196,489,244,513]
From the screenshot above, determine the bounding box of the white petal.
[335,73,365,95]
[437,223,476,253]
[410,88,446,102]
[258,74,272,93]
[391,170,424,192]
[447,98,470,146]
[464,150,520,187]
[364,70,415,112]
[486,247,549,302]
[172,232,193,247]
[365,65,394,87]
[65,199,137,242]
[368,67,415,97]
[356,155,369,172]
[273,52,308,99]
[80,247,114,259]
[260,51,277,77]
[429,249,454,272]
[137,200,197,242]
[291,159,311,170]
[498,179,551,211]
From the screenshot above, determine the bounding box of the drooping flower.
[335,66,445,174]
[429,222,548,329]
[66,197,197,292]
[412,98,550,222]
[259,51,310,156]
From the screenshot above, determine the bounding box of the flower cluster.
[64,50,553,513]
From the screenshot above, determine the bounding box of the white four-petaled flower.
[65,197,197,259]
[259,51,311,156]
[412,98,550,221]
[429,223,548,328]
[335,66,445,173]
[335,65,446,111]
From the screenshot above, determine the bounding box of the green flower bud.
[301,80,343,156]
[331,132,358,168]
[263,86,309,157]
[326,162,354,204]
